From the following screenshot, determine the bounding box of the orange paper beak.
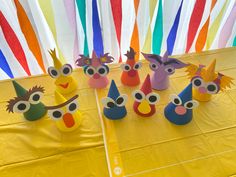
[63,113,75,128]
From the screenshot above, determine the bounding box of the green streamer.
[76,0,89,56]
[233,36,236,46]
[152,0,163,54]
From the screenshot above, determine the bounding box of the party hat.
[204,59,216,81]
[12,80,27,97]
[140,74,152,95]
[55,90,67,104]
[108,80,120,100]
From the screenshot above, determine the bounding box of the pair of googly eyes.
[191,77,219,94]
[47,100,79,120]
[12,92,43,113]
[102,94,128,108]
[149,63,175,74]
[170,95,199,109]
[48,64,73,78]
[120,62,142,71]
[132,90,160,105]
[85,65,109,77]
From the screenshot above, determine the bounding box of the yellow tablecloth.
[0,48,236,177]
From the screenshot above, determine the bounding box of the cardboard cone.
[53,91,82,132]
[121,47,140,86]
[103,80,127,120]
[133,74,156,117]
[164,84,194,125]
[11,81,46,121]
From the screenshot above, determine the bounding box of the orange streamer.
[130,0,140,61]
[14,0,46,73]
[195,0,217,52]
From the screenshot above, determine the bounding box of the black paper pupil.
[69,103,77,111]
[168,68,173,73]
[194,79,201,86]
[33,94,40,101]
[107,102,115,108]
[18,103,26,110]
[174,99,180,104]
[152,64,156,68]
[135,93,142,100]
[53,111,62,118]
[125,66,130,70]
[149,96,157,102]
[99,68,105,74]
[63,67,70,74]
[134,64,139,69]
[207,85,216,91]
[87,68,94,75]
[51,70,58,76]
[116,97,124,105]
[186,102,193,108]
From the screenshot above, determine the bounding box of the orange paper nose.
[63,113,75,128]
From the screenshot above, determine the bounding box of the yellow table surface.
[0,47,236,177]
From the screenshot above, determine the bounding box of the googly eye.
[170,94,182,105]
[28,91,43,104]
[149,63,158,70]
[120,64,131,71]
[61,64,72,76]
[85,66,96,77]
[116,94,128,107]
[97,65,108,76]
[48,67,60,78]
[164,66,175,74]
[133,62,142,70]
[192,77,204,88]
[48,109,64,120]
[146,92,160,105]
[67,99,79,113]
[206,82,219,94]
[132,90,145,102]
[12,101,30,113]
[184,100,199,109]
[101,97,116,108]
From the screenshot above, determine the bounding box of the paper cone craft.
[48,49,77,94]
[46,91,82,132]
[6,81,47,121]
[142,51,188,90]
[186,59,234,102]
[76,51,114,88]
[120,47,142,86]
[132,74,160,117]
[164,83,199,125]
[102,80,127,120]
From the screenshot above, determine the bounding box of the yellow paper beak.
[138,100,151,114]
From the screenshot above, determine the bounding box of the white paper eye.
[132,90,145,102]
[165,66,175,74]
[48,67,60,78]
[101,97,116,108]
[85,66,96,77]
[61,64,73,76]
[97,65,108,76]
[170,94,182,105]
[192,77,204,88]
[67,99,79,113]
[13,101,30,113]
[48,109,64,120]
[133,62,142,70]
[149,63,158,70]
[116,94,128,107]
[146,92,160,105]
[184,100,199,109]
[120,63,131,71]
[206,82,219,94]
[28,91,43,104]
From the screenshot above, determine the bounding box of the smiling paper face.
[6,81,47,121]
[46,91,82,132]
[48,49,77,94]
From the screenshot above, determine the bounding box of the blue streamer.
[0,50,13,78]
[167,0,183,55]
[92,0,104,56]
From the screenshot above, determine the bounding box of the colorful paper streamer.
[0,50,13,78]
[0,11,31,76]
